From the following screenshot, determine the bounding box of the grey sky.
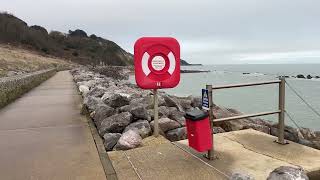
[2,0,320,64]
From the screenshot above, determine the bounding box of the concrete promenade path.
[108,130,320,180]
[0,71,107,180]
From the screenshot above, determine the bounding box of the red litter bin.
[185,109,212,152]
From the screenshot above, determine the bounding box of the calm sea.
[130,64,320,130]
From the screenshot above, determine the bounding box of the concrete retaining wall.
[0,69,56,108]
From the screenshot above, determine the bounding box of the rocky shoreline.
[70,67,320,151]
[181,69,210,73]
[295,74,320,79]
[241,72,320,80]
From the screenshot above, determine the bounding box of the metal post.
[153,89,159,137]
[276,77,287,144]
[206,84,214,160]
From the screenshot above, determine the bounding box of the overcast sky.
[2,0,320,64]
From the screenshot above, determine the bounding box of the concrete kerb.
[75,82,118,180]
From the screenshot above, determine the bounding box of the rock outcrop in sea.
[294,74,319,79]
[70,67,320,151]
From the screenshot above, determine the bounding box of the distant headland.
[180,59,202,66]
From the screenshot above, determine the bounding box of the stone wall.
[0,69,56,108]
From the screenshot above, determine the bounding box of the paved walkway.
[108,136,228,180]
[0,71,107,180]
[109,130,320,180]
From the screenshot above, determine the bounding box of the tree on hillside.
[68,29,88,38]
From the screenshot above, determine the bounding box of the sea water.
[130,64,320,130]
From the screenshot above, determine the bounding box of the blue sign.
[202,89,209,110]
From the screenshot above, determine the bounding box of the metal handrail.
[204,77,287,160]
[211,80,281,90]
[213,110,281,123]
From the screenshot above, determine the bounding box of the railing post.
[206,84,214,160]
[277,77,287,144]
[153,89,159,137]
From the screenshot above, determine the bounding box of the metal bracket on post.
[205,84,215,160]
[153,89,159,137]
[275,77,289,145]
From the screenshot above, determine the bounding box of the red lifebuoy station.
[134,37,180,89]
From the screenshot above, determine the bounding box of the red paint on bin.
[186,116,212,152]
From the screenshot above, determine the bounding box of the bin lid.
[185,109,208,121]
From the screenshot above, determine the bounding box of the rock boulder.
[166,127,187,141]
[270,125,299,142]
[99,112,133,135]
[190,96,202,109]
[150,118,181,133]
[147,109,154,121]
[213,126,225,134]
[296,74,305,79]
[130,95,165,109]
[298,128,318,141]
[267,166,309,180]
[230,171,255,180]
[114,130,142,150]
[307,75,312,79]
[78,85,89,95]
[159,106,171,117]
[179,98,192,111]
[129,105,149,120]
[163,95,184,112]
[103,133,121,151]
[169,110,186,126]
[83,96,102,112]
[104,94,130,108]
[93,104,115,128]
[213,107,251,131]
[124,120,151,138]
[86,86,106,98]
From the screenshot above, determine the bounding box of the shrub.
[41,47,49,53]
[68,29,87,38]
[72,51,79,57]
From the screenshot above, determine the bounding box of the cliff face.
[0,12,133,66]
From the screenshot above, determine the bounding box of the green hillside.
[0,12,133,66]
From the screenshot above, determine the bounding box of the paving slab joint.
[223,135,299,167]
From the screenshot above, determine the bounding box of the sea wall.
[71,67,320,152]
[0,68,56,108]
